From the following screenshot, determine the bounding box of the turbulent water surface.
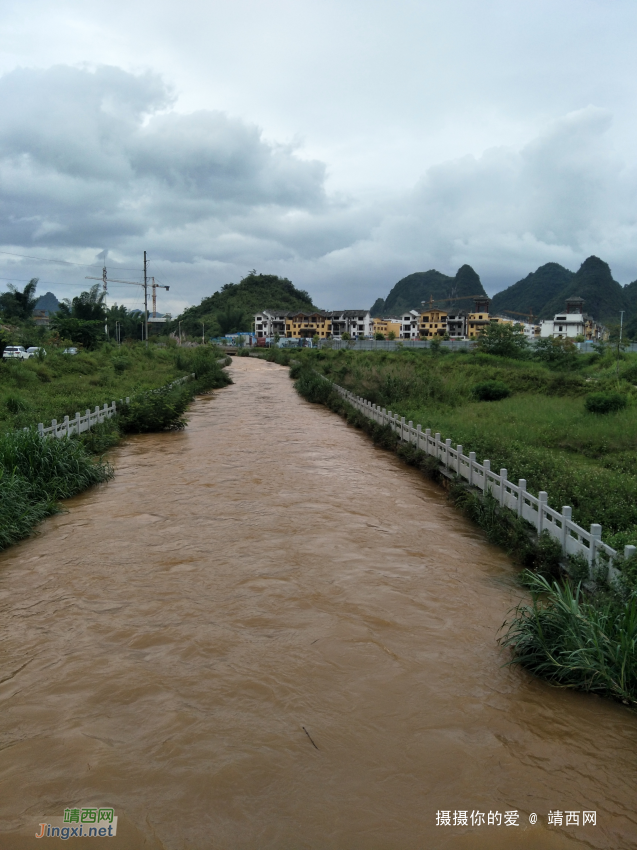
[1,356,636,849]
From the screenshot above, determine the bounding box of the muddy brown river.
[1,356,636,849]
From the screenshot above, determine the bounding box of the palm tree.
[0,278,39,320]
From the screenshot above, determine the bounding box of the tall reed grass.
[0,429,112,550]
[500,572,637,707]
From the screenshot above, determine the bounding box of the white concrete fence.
[28,373,195,441]
[333,383,636,580]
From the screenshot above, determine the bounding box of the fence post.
[499,468,507,507]
[401,417,406,440]
[456,444,463,476]
[64,415,70,437]
[561,506,571,552]
[51,419,57,438]
[408,421,413,443]
[468,452,476,485]
[518,480,526,517]
[416,424,422,450]
[589,524,602,572]
[74,412,80,435]
[625,545,637,559]
[445,438,451,468]
[434,433,441,462]
[38,423,44,437]
[483,459,490,494]
[538,491,548,535]
[126,397,130,404]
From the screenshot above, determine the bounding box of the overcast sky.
[1,0,636,313]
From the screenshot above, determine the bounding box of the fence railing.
[27,373,195,441]
[332,383,636,580]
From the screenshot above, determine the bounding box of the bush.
[117,385,191,433]
[113,357,132,372]
[471,380,511,401]
[584,392,628,414]
[294,368,336,405]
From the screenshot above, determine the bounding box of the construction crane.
[495,307,536,322]
[421,293,488,310]
[150,277,170,317]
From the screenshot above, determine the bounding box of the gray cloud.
[1,63,637,313]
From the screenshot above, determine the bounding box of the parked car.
[2,345,29,360]
[62,347,79,355]
[26,346,46,358]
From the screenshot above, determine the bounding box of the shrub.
[471,380,511,401]
[113,357,132,373]
[294,369,335,405]
[5,394,29,414]
[117,385,191,433]
[584,392,628,414]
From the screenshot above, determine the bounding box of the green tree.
[0,278,39,320]
[51,284,107,349]
[477,322,528,358]
[217,307,247,336]
[533,337,578,369]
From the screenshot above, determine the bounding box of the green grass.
[0,342,196,433]
[0,429,113,550]
[500,572,637,707]
[286,347,637,545]
[0,343,232,551]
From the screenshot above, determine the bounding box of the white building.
[330,310,373,339]
[254,308,372,340]
[540,297,605,341]
[400,310,420,340]
[254,309,289,338]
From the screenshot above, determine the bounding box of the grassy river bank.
[0,343,231,550]
[260,345,637,708]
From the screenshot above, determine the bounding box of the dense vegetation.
[490,255,637,331]
[170,271,319,338]
[0,342,231,550]
[268,342,637,707]
[370,264,487,317]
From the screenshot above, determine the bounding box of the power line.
[0,248,142,271]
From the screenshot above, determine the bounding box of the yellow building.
[372,317,401,338]
[467,298,492,339]
[419,308,448,338]
[285,312,332,339]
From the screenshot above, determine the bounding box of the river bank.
[0,345,231,550]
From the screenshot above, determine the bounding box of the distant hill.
[175,272,319,336]
[34,291,60,314]
[371,265,488,317]
[490,263,574,320]
[491,256,631,326]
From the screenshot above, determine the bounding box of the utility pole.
[202,322,205,345]
[143,251,149,345]
[86,264,141,341]
[178,320,182,345]
[620,310,625,345]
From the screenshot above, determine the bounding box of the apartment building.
[400,310,421,339]
[467,298,492,339]
[419,308,449,338]
[330,310,373,339]
[254,309,372,340]
[540,297,606,341]
[372,317,402,338]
